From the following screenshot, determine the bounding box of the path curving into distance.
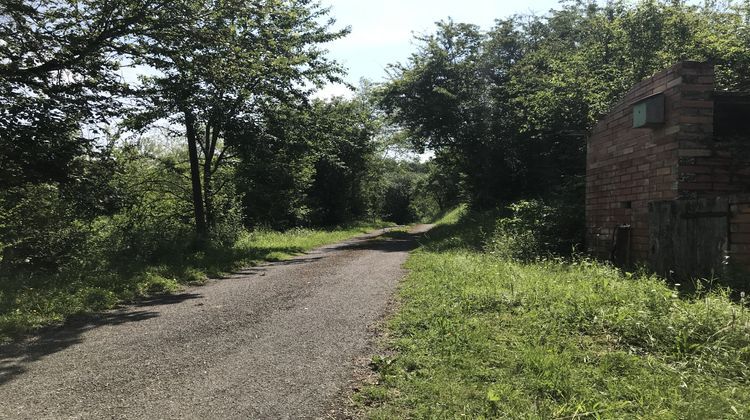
[0,225,433,419]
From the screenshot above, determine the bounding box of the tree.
[379,21,499,207]
[380,1,750,210]
[236,95,380,228]
[0,0,177,268]
[305,97,379,225]
[130,0,348,241]
[235,102,319,229]
[0,0,170,187]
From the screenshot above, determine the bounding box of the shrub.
[134,272,180,296]
[0,183,89,273]
[484,199,583,261]
[77,287,119,311]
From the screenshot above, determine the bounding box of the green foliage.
[235,103,318,228]
[375,159,441,225]
[485,200,549,261]
[0,184,86,272]
[0,211,392,341]
[0,0,164,187]
[0,0,404,341]
[361,209,750,419]
[484,199,584,261]
[433,205,468,226]
[422,158,463,213]
[380,1,750,210]
[128,0,349,237]
[305,98,379,226]
[236,91,443,228]
[382,173,420,225]
[237,96,380,228]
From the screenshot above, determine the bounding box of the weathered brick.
[585,60,750,268]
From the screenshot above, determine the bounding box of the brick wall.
[674,67,750,199]
[679,94,750,200]
[586,62,715,262]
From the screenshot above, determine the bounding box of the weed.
[361,208,750,418]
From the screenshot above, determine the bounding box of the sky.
[315,0,562,98]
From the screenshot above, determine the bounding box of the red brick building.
[586,61,750,277]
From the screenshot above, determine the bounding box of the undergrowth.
[0,221,391,341]
[360,207,750,419]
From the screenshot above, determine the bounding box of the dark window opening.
[714,94,750,141]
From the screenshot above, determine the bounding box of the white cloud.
[312,83,355,100]
[335,20,414,49]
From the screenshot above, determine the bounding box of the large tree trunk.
[184,109,208,243]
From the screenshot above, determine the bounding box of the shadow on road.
[335,229,428,254]
[0,293,201,386]
[0,228,432,388]
[229,256,326,277]
[134,292,203,307]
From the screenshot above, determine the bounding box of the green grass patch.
[234,222,393,265]
[0,220,392,342]
[431,204,468,226]
[361,211,750,419]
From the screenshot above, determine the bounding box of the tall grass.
[361,210,750,418]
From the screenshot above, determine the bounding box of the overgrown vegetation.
[0,220,390,341]
[4,4,750,416]
[484,199,584,261]
[0,114,415,338]
[360,208,750,418]
[0,0,437,339]
[357,2,750,415]
[380,0,750,210]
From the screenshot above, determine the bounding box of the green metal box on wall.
[633,93,665,128]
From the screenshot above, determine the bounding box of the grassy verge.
[0,221,392,341]
[359,209,750,418]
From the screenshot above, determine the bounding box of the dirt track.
[0,225,432,419]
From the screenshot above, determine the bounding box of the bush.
[484,199,583,261]
[0,183,89,273]
[134,272,180,296]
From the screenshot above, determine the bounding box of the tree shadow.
[335,230,427,254]
[128,292,203,307]
[228,256,326,276]
[0,293,201,386]
[414,213,499,253]
[237,246,306,261]
[269,256,325,266]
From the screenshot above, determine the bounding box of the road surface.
[0,225,432,419]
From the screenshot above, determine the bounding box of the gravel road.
[0,225,432,419]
